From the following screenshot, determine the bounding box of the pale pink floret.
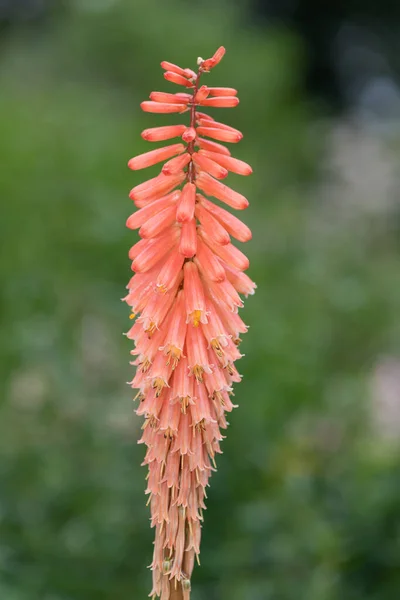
[159,290,187,367]
[196,137,231,156]
[199,149,253,176]
[162,153,191,175]
[186,324,213,382]
[196,125,242,142]
[128,143,185,170]
[183,261,208,326]
[170,357,195,409]
[196,171,249,210]
[195,202,230,245]
[141,124,186,142]
[223,261,257,296]
[194,237,226,283]
[198,195,252,242]
[150,91,190,104]
[141,100,188,113]
[200,228,250,271]
[192,152,228,180]
[176,182,196,223]
[179,220,197,258]
[131,228,179,273]
[126,191,179,230]
[207,87,237,96]
[139,205,177,238]
[155,250,185,294]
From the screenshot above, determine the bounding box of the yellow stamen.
[192,365,204,382]
[145,321,157,337]
[141,357,152,373]
[129,312,136,320]
[226,362,235,375]
[133,390,143,402]
[152,377,165,397]
[156,283,168,295]
[166,346,181,370]
[180,396,190,413]
[211,338,224,357]
[164,428,175,439]
[195,419,206,432]
[191,310,202,327]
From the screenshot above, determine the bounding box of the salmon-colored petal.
[162,152,191,175]
[184,261,207,326]
[207,87,237,96]
[150,91,190,104]
[126,191,179,229]
[196,172,249,210]
[195,202,230,245]
[139,205,177,239]
[196,118,242,136]
[161,61,193,79]
[179,219,197,258]
[198,195,252,241]
[156,251,185,294]
[199,96,239,108]
[223,262,257,296]
[131,229,179,273]
[192,152,228,179]
[201,46,226,71]
[128,143,185,170]
[194,85,210,103]
[164,71,194,87]
[200,228,249,271]
[141,101,188,113]
[129,171,185,203]
[141,125,186,142]
[196,126,242,143]
[194,237,226,283]
[196,137,231,156]
[176,182,196,223]
[198,149,252,176]
[182,127,196,142]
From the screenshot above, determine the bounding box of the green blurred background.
[1,1,400,599]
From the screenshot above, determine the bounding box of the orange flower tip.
[149,91,189,104]
[141,125,187,142]
[201,46,226,71]
[164,71,194,88]
[182,127,196,143]
[160,61,194,80]
[197,126,242,143]
[209,87,238,97]
[194,85,210,103]
[200,96,239,108]
[140,101,188,114]
[128,143,185,170]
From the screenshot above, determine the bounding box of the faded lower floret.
[124,46,255,599]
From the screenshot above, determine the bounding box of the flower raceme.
[124,46,255,600]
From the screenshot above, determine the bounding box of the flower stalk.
[124,46,255,599]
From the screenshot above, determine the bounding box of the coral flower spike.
[124,46,255,600]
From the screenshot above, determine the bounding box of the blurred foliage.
[1,1,400,599]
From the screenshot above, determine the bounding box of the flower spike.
[124,46,254,600]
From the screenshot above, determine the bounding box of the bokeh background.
[1,1,400,599]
